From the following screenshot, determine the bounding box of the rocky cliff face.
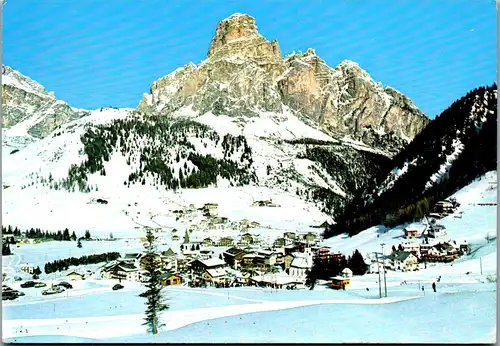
[138,13,430,152]
[2,65,87,140]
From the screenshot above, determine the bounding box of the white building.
[289,249,313,278]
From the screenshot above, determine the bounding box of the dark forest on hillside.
[324,84,497,239]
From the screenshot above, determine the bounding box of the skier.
[432,282,436,292]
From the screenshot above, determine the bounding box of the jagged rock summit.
[137,12,430,151]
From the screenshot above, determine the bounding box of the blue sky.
[2,0,497,118]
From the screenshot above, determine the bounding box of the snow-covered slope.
[2,102,391,233]
[323,170,497,259]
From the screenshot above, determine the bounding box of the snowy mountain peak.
[2,65,89,146]
[2,65,52,98]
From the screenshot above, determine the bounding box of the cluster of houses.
[367,219,471,273]
[90,235,328,288]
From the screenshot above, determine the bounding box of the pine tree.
[109,232,114,240]
[2,243,11,256]
[71,231,77,241]
[139,227,169,335]
[183,230,190,244]
[195,244,200,250]
[85,230,91,240]
[348,249,367,275]
[34,266,42,276]
[77,239,82,248]
[63,228,70,241]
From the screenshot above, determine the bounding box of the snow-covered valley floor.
[3,281,496,343]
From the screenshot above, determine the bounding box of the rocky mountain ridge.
[138,13,430,152]
[2,65,88,147]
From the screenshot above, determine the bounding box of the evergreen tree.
[34,266,42,276]
[77,239,82,248]
[139,227,169,335]
[71,231,77,241]
[85,230,91,240]
[195,244,200,250]
[183,230,190,244]
[347,249,367,275]
[2,243,11,256]
[63,228,71,241]
[109,232,114,240]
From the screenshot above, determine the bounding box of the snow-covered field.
[3,282,496,343]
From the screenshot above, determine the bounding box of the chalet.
[219,237,234,247]
[433,200,455,214]
[390,252,419,272]
[403,223,426,239]
[223,247,247,269]
[240,233,254,244]
[341,268,353,278]
[283,232,297,240]
[250,221,261,228]
[67,271,85,281]
[427,246,444,257]
[274,252,284,265]
[459,241,471,255]
[252,200,272,207]
[139,253,165,270]
[212,217,228,224]
[202,237,214,247]
[273,237,286,248]
[175,258,189,273]
[20,264,35,275]
[401,241,421,257]
[434,242,457,256]
[114,264,141,281]
[241,254,257,268]
[202,268,229,285]
[202,203,219,217]
[419,244,433,256]
[427,224,447,239]
[189,258,226,274]
[329,276,351,290]
[160,273,183,286]
[122,253,141,263]
[264,253,278,269]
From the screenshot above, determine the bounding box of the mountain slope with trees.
[325,83,497,239]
